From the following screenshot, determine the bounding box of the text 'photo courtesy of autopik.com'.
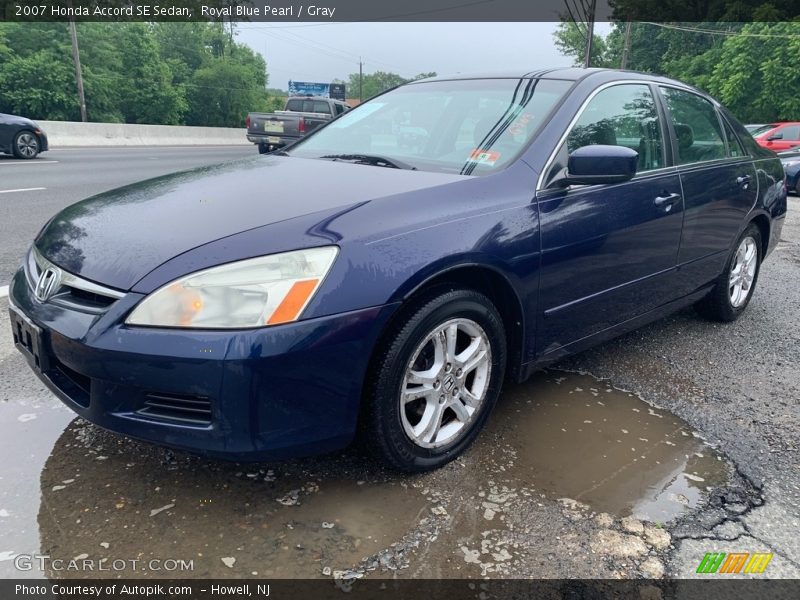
[0,0,799,598]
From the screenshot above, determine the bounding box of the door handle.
[654,193,681,208]
[736,175,751,188]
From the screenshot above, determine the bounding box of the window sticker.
[468,149,501,165]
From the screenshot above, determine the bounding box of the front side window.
[660,87,726,165]
[288,78,572,175]
[566,84,664,172]
[780,125,800,140]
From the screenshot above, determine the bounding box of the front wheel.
[13,131,39,159]
[362,288,507,472]
[696,224,762,322]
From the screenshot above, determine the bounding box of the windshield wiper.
[319,154,417,170]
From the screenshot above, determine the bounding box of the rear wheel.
[258,143,269,154]
[363,288,506,472]
[13,131,39,159]
[696,224,762,322]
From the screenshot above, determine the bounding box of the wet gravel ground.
[0,197,797,581]
[559,197,800,577]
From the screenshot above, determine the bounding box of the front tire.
[696,224,762,322]
[13,131,39,159]
[363,288,507,472]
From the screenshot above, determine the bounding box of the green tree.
[117,24,187,124]
[0,50,76,119]
[553,21,611,67]
[345,70,437,100]
[703,22,800,122]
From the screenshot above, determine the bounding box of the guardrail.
[38,121,249,147]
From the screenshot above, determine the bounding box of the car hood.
[36,156,469,290]
[0,113,37,127]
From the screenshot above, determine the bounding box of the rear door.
[536,83,684,353]
[658,86,758,294]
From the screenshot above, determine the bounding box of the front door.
[536,83,683,354]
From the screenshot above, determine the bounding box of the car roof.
[415,67,704,93]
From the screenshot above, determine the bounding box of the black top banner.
[1,0,799,22]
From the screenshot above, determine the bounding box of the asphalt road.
[0,146,254,286]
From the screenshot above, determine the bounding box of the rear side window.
[721,117,745,157]
[334,103,345,116]
[566,84,664,172]
[660,87,726,165]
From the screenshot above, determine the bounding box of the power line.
[642,22,800,39]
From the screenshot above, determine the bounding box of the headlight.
[126,247,338,329]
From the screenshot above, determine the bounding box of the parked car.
[0,113,48,159]
[246,96,350,154]
[779,148,800,195]
[752,122,800,152]
[10,69,787,472]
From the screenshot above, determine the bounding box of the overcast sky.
[237,22,614,92]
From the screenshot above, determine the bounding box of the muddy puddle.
[0,363,729,579]
[484,372,729,523]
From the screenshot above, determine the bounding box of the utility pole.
[621,18,632,69]
[68,18,87,122]
[583,0,597,68]
[359,57,363,102]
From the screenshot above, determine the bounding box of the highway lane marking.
[0,160,59,166]
[0,187,46,194]
[0,286,8,299]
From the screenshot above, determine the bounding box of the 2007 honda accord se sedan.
[9,68,787,471]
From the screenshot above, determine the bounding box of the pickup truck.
[246,96,351,153]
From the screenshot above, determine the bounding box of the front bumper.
[37,130,49,152]
[9,268,397,460]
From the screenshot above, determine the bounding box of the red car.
[752,122,800,151]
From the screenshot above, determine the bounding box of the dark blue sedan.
[9,69,787,471]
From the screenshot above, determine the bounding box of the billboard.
[329,83,346,100]
[288,81,346,99]
[288,81,330,97]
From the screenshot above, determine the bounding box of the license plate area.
[267,136,281,144]
[9,306,48,373]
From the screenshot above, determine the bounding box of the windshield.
[287,78,572,175]
[750,124,776,137]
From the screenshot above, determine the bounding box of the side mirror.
[767,132,784,141]
[562,145,638,186]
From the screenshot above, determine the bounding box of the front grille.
[136,393,213,426]
[63,287,117,310]
[26,247,123,314]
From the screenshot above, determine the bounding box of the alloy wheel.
[729,236,757,308]
[16,133,38,158]
[400,318,492,449]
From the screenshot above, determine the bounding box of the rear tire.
[695,224,762,322]
[362,287,506,472]
[258,143,269,154]
[12,131,39,159]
